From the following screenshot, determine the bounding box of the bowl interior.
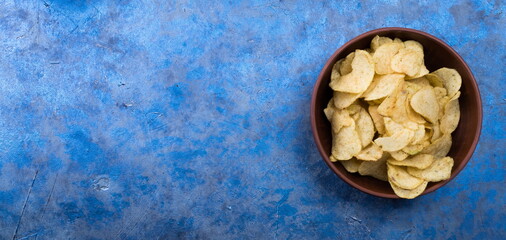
[312,28,482,198]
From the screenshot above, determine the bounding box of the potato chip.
[329,59,343,85]
[402,144,424,155]
[377,81,403,117]
[340,52,355,75]
[331,121,362,160]
[391,48,424,77]
[331,109,354,134]
[373,42,404,74]
[432,68,462,98]
[339,158,362,173]
[389,150,409,161]
[387,164,425,189]
[422,134,452,158]
[411,124,426,144]
[407,76,430,88]
[388,154,435,169]
[405,97,426,124]
[393,38,403,44]
[410,86,440,123]
[374,128,414,152]
[356,142,383,161]
[426,73,444,88]
[363,74,404,101]
[331,50,375,93]
[371,35,393,51]
[390,180,428,199]
[333,91,362,109]
[324,98,335,121]
[368,105,385,134]
[390,85,414,124]
[358,153,388,181]
[440,97,460,134]
[383,117,404,136]
[407,157,454,182]
[430,123,442,142]
[404,40,423,53]
[354,107,375,147]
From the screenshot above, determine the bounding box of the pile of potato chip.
[325,36,462,199]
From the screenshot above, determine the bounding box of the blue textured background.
[0,0,505,239]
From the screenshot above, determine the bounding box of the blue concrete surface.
[0,0,504,239]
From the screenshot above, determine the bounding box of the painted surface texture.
[0,0,505,239]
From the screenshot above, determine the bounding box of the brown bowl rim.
[310,27,483,199]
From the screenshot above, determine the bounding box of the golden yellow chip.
[404,40,423,53]
[390,180,428,199]
[339,158,362,173]
[330,50,375,93]
[331,121,362,160]
[410,86,440,123]
[373,42,404,74]
[407,157,454,182]
[388,154,435,169]
[370,35,393,51]
[440,97,460,135]
[340,52,355,75]
[324,98,335,121]
[331,109,353,134]
[374,128,414,152]
[387,164,425,189]
[363,74,404,101]
[432,68,462,98]
[411,124,426,145]
[368,105,386,134]
[426,73,444,88]
[354,107,375,147]
[383,117,404,136]
[391,48,424,77]
[356,142,383,161]
[389,150,409,161]
[402,144,424,155]
[333,91,362,109]
[422,134,452,158]
[429,123,443,142]
[358,153,388,181]
[377,81,403,117]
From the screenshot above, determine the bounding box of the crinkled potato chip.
[440,97,460,134]
[390,180,428,199]
[404,40,423,53]
[388,154,435,169]
[358,153,388,181]
[407,157,454,182]
[331,121,362,160]
[331,50,375,93]
[422,134,452,158]
[373,42,404,74]
[432,67,462,98]
[363,74,404,101]
[340,52,355,75]
[368,105,385,134]
[383,117,404,136]
[377,81,403,117]
[411,124,426,144]
[402,143,424,155]
[371,35,393,51]
[391,48,424,77]
[339,158,362,173]
[333,91,362,109]
[355,107,375,147]
[389,150,409,161]
[387,164,425,189]
[329,59,343,86]
[331,109,354,134]
[375,128,414,152]
[430,123,443,142]
[356,142,383,161]
[324,98,335,121]
[426,73,444,88]
[410,86,440,123]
